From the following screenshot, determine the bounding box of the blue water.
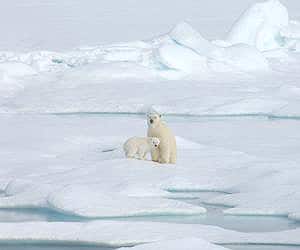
[0,194,298,250]
[118,203,298,233]
[0,208,84,222]
[0,192,297,233]
[0,193,298,250]
[116,191,299,233]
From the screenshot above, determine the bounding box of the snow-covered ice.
[1,0,300,249]
[0,114,299,219]
[0,9,300,116]
[0,220,299,247]
[120,238,229,250]
[47,185,206,218]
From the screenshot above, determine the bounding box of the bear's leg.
[151,147,160,162]
[169,151,177,164]
[158,142,170,164]
[126,151,135,158]
[125,147,137,159]
[137,149,146,160]
[169,138,177,164]
[142,152,147,160]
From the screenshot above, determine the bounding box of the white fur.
[123,137,160,160]
[147,112,177,164]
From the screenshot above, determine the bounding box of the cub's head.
[148,137,160,148]
[147,112,161,128]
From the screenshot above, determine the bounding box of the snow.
[0,62,37,98]
[0,114,300,224]
[47,185,206,218]
[119,238,228,250]
[154,42,209,75]
[280,21,300,39]
[121,238,226,250]
[0,220,299,247]
[1,0,300,249]
[296,41,300,51]
[226,0,289,51]
[209,44,269,72]
[0,22,270,79]
[169,22,217,57]
[225,0,300,52]
[65,61,159,81]
[0,62,36,77]
[0,1,300,115]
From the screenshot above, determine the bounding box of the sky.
[1,0,299,51]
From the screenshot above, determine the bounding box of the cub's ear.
[159,114,162,118]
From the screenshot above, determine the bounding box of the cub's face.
[149,137,160,148]
[147,113,161,128]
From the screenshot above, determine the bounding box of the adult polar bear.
[147,112,177,164]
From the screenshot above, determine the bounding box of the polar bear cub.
[123,137,160,160]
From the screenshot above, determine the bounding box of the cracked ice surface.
[0,115,300,226]
[1,0,300,249]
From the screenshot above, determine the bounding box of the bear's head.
[148,137,160,148]
[147,112,161,128]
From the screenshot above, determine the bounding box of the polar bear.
[147,112,177,164]
[123,137,160,160]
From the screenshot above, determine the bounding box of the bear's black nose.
[150,119,153,123]
[155,145,157,147]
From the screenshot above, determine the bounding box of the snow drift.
[1,0,300,81]
[0,0,300,115]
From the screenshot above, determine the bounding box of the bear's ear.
[159,114,162,118]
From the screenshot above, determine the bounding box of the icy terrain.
[0,1,300,115]
[1,0,300,250]
[0,114,300,250]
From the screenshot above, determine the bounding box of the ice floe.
[0,114,300,224]
[0,112,300,247]
[0,220,299,247]
[1,1,300,249]
[119,238,229,250]
[47,185,206,218]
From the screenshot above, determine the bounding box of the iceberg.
[226,0,289,51]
